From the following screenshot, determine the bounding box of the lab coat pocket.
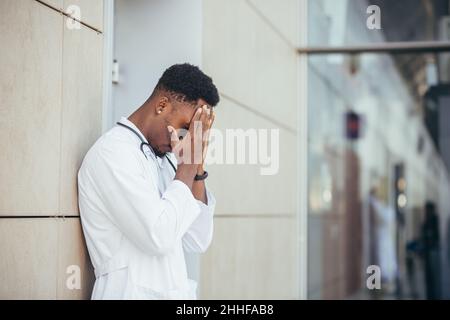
[127,268,198,299]
[125,268,167,300]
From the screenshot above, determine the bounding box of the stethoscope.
[117,122,177,173]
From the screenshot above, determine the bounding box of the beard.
[154,149,166,158]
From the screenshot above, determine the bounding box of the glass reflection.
[307,1,450,300]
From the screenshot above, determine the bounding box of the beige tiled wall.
[0,219,58,299]
[0,0,63,215]
[38,0,63,10]
[0,0,103,299]
[201,216,298,299]
[63,0,104,31]
[38,0,104,31]
[60,17,103,215]
[203,0,298,130]
[56,218,95,299]
[0,218,94,299]
[201,0,300,299]
[208,98,297,215]
[246,0,299,46]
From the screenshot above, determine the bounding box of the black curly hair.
[152,63,220,107]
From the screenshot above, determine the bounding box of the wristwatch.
[194,170,208,181]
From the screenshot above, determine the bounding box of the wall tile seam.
[213,213,296,218]
[58,3,65,219]
[34,0,103,34]
[220,92,298,135]
[0,215,79,219]
[244,0,298,51]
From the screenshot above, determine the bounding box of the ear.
[156,96,170,115]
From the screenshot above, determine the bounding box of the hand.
[168,105,215,168]
[197,105,215,173]
[167,108,202,188]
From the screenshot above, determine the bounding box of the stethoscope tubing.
[116,122,177,173]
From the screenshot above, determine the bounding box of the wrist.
[194,170,208,181]
[176,163,197,179]
[197,165,205,175]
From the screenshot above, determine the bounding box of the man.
[78,64,220,299]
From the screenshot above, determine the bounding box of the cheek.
[160,120,172,143]
[165,127,172,143]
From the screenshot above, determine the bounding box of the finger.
[203,105,212,122]
[200,107,209,127]
[203,109,213,137]
[202,113,215,160]
[193,107,203,122]
[189,107,203,134]
[204,105,214,130]
[203,112,214,134]
[202,126,213,163]
[192,107,207,138]
[194,113,205,140]
[203,123,212,150]
[167,126,179,149]
[209,111,215,128]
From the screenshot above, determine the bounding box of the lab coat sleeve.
[92,144,201,256]
[182,188,216,253]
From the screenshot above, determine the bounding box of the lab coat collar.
[117,117,164,168]
[118,117,149,144]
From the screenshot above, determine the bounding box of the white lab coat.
[78,117,215,300]
[369,195,397,283]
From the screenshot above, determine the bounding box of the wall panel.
[60,22,103,215]
[200,216,298,299]
[0,0,63,216]
[0,219,58,299]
